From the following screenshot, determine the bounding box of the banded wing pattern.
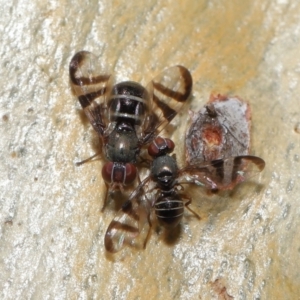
[181,155,265,191]
[142,65,193,143]
[69,51,112,136]
[105,179,152,253]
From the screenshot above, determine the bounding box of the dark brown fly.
[69,51,192,210]
[104,136,265,253]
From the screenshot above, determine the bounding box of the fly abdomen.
[155,194,184,229]
[108,81,149,126]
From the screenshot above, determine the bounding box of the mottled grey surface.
[186,96,251,163]
[1,0,300,299]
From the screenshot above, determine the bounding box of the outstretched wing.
[104,177,153,253]
[69,51,112,137]
[141,65,193,143]
[180,155,265,191]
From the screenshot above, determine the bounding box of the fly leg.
[75,152,102,166]
[181,194,201,220]
[101,182,110,212]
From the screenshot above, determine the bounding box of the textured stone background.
[1,0,300,299]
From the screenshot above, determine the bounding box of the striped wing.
[180,155,265,191]
[69,51,112,137]
[104,177,152,253]
[141,65,193,143]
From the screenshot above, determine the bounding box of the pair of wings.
[69,51,193,143]
[104,155,265,253]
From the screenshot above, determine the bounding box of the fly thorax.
[151,155,178,190]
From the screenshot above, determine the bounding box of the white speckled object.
[186,95,251,163]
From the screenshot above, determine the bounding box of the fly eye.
[148,137,175,157]
[165,138,175,153]
[102,162,137,185]
[102,162,114,183]
[124,163,137,185]
[148,142,160,157]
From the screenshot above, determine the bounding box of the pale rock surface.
[1,0,300,299]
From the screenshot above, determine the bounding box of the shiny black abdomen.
[108,81,148,126]
[155,193,184,229]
